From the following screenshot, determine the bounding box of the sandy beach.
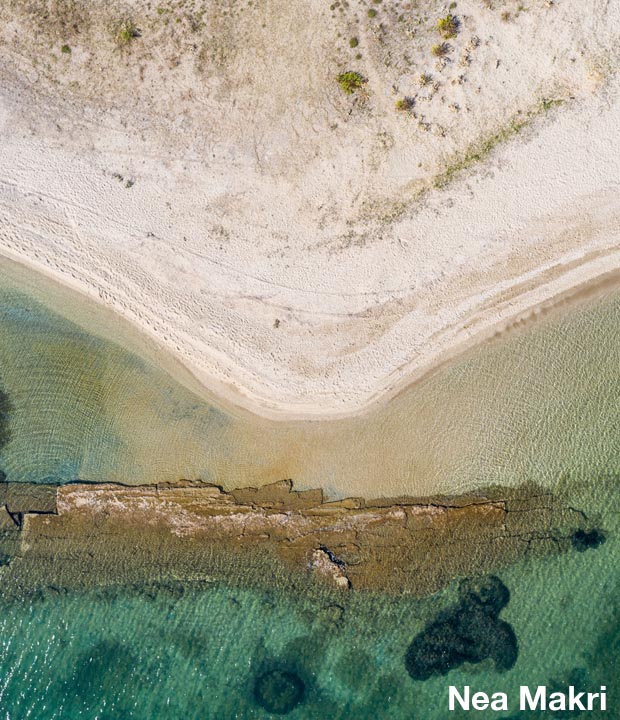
[1,6,620,718]
[0,0,619,419]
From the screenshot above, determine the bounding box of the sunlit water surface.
[0,260,619,717]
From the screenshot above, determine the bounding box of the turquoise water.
[0,533,617,719]
[1,265,620,716]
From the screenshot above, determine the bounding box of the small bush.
[449,1,457,8]
[431,42,450,57]
[61,44,71,54]
[437,14,459,38]
[349,37,359,47]
[418,72,432,86]
[337,71,365,94]
[501,10,511,21]
[395,98,413,111]
[367,8,377,16]
[116,20,140,47]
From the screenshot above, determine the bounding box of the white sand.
[0,0,619,418]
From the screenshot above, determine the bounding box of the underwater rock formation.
[571,528,606,552]
[0,479,591,598]
[405,575,518,681]
[459,575,511,615]
[56,640,139,716]
[253,669,305,715]
[310,547,351,590]
[0,387,12,452]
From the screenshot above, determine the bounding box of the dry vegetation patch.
[0,0,615,218]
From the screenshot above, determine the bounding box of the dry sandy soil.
[0,0,619,418]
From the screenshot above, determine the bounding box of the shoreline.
[1,7,619,424]
[0,38,620,422]
[2,246,620,424]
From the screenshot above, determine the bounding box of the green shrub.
[337,71,365,94]
[418,72,432,86]
[61,44,71,54]
[395,98,412,111]
[349,37,359,48]
[367,8,377,16]
[437,14,458,38]
[116,20,140,46]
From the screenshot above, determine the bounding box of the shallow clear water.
[0,282,232,486]
[4,257,620,502]
[0,264,620,717]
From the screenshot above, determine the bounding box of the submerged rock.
[0,389,11,453]
[62,639,139,713]
[571,528,606,552]
[315,603,345,629]
[310,547,351,589]
[253,669,305,714]
[405,575,517,681]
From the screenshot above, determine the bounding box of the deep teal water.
[0,272,619,717]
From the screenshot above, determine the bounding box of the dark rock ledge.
[0,478,594,597]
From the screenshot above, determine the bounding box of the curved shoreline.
[2,245,620,423]
[0,3,619,422]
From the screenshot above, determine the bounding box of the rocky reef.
[0,478,593,598]
[571,528,606,552]
[0,387,10,452]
